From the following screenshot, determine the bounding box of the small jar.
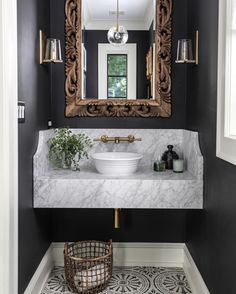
[154,157,166,172]
[173,159,184,173]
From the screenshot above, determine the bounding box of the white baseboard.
[183,245,210,294]
[24,245,54,294]
[25,242,210,294]
[52,242,185,268]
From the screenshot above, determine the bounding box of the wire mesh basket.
[64,240,113,293]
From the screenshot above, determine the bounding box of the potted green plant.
[47,128,93,170]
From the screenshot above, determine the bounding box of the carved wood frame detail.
[65,0,172,117]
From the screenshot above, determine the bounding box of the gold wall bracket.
[195,30,199,65]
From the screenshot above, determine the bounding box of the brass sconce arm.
[94,135,142,144]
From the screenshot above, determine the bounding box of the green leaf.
[47,128,93,169]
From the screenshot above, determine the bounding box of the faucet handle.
[127,135,142,143]
[93,135,108,143]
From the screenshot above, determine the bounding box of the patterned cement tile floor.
[41,266,192,294]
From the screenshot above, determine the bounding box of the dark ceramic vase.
[161,145,179,170]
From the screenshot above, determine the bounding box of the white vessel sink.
[92,152,143,176]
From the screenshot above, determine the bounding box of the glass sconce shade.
[107,26,128,46]
[44,38,62,62]
[176,39,194,63]
[39,30,63,64]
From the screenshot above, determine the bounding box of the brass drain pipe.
[114,209,120,229]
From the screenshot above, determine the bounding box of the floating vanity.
[34,129,203,209]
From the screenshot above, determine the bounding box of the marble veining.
[183,131,203,179]
[34,129,203,209]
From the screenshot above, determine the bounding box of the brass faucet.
[94,135,142,144]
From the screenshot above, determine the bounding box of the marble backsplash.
[34,129,203,179]
[34,129,203,209]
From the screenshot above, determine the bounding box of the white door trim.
[0,0,18,292]
[98,43,137,99]
[216,0,236,165]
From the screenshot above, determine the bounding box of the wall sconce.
[175,30,199,65]
[39,30,63,64]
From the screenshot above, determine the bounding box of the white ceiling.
[84,0,152,21]
[83,0,155,30]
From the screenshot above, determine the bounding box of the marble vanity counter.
[34,129,203,209]
[38,166,196,180]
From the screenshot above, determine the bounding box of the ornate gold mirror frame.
[65,0,172,117]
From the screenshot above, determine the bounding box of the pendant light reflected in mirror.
[107,0,128,46]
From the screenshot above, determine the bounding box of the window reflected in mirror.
[107,54,127,99]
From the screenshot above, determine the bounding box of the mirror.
[82,0,155,100]
[65,0,172,117]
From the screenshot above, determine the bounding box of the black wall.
[84,30,149,98]
[49,0,189,243]
[50,0,188,129]
[18,0,52,292]
[186,0,236,293]
[52,209,187,243]
[17,0,236,292]
[17,0,191,291]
